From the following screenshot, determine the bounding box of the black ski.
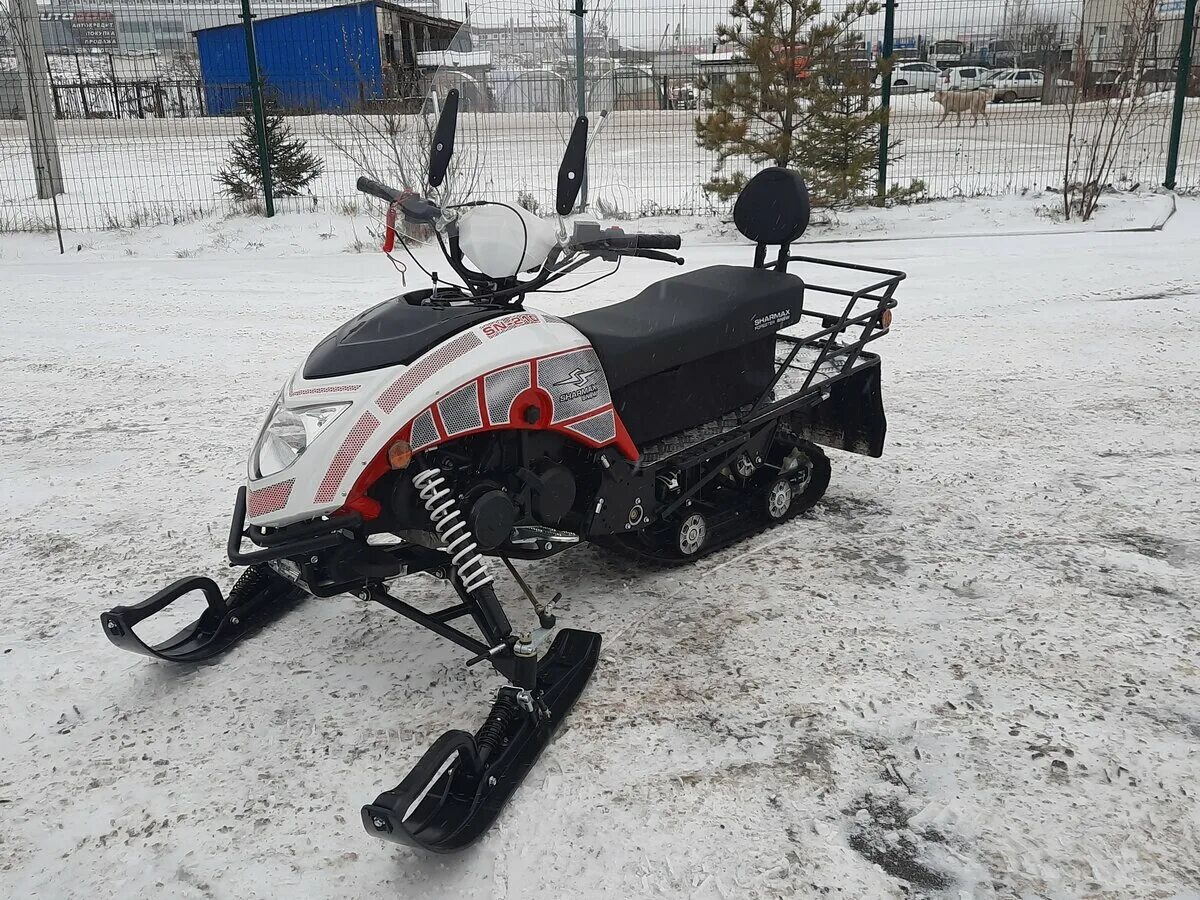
[362,627,601,851]
[100,565,303,663]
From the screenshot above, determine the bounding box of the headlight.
[254,398,350,479]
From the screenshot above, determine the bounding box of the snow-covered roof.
[694,51,747,65]
[416,49,492,69]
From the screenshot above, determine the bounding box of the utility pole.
[876,0,896,202]
[1164,0,1198,189]
[10,0,64,199]
[238,0,275,216]
[570,0,588,211]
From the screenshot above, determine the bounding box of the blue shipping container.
[196,1,382,114]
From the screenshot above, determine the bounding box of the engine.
[375,431,587,559]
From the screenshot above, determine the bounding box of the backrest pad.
[732,167,811,246]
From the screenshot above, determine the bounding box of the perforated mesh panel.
[248,479,294,518]
[314,411,380,504]
[290,383,360,397]
[566,409,617,445]
[376,332,482,414]
[484,364,530,425]
[411,410,440,450]
[438,383,483,436]
[537,349,610,424]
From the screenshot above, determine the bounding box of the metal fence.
[1,0,1198,232]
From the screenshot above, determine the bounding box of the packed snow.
[1,194,1198,899]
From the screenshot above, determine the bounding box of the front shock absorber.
[474,688,520,765]
[412,467,494,593]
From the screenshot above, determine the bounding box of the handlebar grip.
[632,233,682,251]
[356,176,402,204]
[602,232,682,251]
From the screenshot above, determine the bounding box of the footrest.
[362,627,602,852]
[100,566,303,663]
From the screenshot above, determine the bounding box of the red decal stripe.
[314,411,380,504]
[377,332,481,414]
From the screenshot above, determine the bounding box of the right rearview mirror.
[428,89,459,188]
[556,117,588,215]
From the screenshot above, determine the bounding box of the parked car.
[939,65,993,90]
[992,68,1043,101]
[1095,68,1178,98]
[878,61,941,92]
[823,52,876,87]
[992,68,1075,102]
[1139,68,1177,94]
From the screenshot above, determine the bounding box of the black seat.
[565,167,811,445]
[566,265,803,390]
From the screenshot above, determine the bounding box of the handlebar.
[355,179,687,298]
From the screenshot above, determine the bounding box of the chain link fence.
[1,0,1197,232]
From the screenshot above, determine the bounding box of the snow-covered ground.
[2,196,1199,899]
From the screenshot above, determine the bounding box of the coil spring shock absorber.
[412,467,494,593]
[475,689,520,765]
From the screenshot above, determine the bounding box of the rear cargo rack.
[638,254,904,465]
[748,254,905,419]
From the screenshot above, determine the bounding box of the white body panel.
[244,311,619,528]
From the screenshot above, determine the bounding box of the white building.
[1080,0,1197,71]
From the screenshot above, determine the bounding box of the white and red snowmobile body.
[244,311,636,532]
[101,107,905,853]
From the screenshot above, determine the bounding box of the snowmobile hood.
[304,297,505,379]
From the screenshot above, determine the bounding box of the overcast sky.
[446,0,1087,47]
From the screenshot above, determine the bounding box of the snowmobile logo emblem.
[552,368,594,390]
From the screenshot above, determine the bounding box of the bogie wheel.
[777,440,831,515]
[674,512,708,557]
[792,444,830,513]
[763,476,794,521]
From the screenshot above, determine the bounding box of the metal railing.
[1,0,1197,233]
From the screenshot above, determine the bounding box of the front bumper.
[228,486,363,567]
[229,487,449,597]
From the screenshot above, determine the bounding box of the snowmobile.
[100,95,904,852]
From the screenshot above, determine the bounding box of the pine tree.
[217,97,324,201]
[695,0,923,208]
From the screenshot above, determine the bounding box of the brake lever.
[629,249,685,265]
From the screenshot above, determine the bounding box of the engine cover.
[531,464,576,524]
[469,490,518,551]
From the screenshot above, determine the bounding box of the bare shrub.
[1059,0,1164,221]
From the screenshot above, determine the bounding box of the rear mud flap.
[362,627,602,852]
[794,361,886,457]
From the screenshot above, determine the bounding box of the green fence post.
[239,0,275,216]
[1164,0,1198,190]
[571,0,588,211]
[876,0,896,202]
